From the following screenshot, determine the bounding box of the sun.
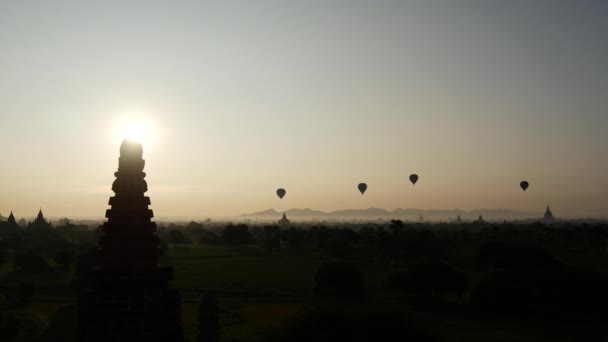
[113,113,159,147]
[124,122,147,143]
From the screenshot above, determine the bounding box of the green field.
[168,245,391,341]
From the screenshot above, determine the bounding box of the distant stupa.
[7,211,17,226]
[28,208,51,230]
[477,215,485,223]
[77,140,184,341]
[544,206,554,222]
[0,211,19,237]
[456,215,463,223]
[278,212,290,226]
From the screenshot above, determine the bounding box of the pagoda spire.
[544,205,554,222]
[36,208,44,221]
[7,211,16,224]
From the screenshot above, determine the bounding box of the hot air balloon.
[276,188,286,199]
[358,183,367,195]
[520,181,529,192]
[409,174,419,185]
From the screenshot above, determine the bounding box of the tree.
[262,225,281,251]
[54,249,77,268]
[322,238,351,258]
[197,293,219,342]
[221,224,250,245]
[16,282,35,305]
[198,230,221,245]
[0,313,20,339]
[313,262,366,301]
[0,243,9,266]
[14,251,48,273]
[168,229,192,244]
[389,260,468,298]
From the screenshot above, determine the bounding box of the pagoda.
[0,211,19,237]
[28,208,52,230]
[7,211,17,226]
[543,206,554,222]
[77,139,184,341]
[278,212,290,226]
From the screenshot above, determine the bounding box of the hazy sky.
[0,1,606,218]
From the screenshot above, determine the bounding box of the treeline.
[158,219,608,316]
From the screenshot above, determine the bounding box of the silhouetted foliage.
[389,260,468,297]
[168,229,192,244]
[54,249,77,268]
[478,242,558,272]
[262,225,281,251]
[313,262,365,301]
[221,224,250,245]
[322,238,351,258]
[472,265,608,314]
[159,239,169,254]
[261,310,437,342]
[75,249,99,276]
[197,293,219,342]
[197,230,221,245]
[0,313,20,339]
[16,282,36,305]
[0,245,8,266]
[14,251,48,273]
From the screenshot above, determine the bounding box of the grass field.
[167,244,391,341]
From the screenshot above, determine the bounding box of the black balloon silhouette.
[409,174,419,185]
[520,181,529,192]
[276,188,286,199]
[358,183,367,195]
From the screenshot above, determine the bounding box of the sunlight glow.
[112,113,160,148]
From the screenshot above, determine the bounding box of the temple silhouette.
[28,208,52,230]
[544,206,554,222]
[278,212,290,226]
[76,140,184,341]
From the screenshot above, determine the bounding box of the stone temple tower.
[77,139,184,341]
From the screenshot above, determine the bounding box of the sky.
[0,1,606,218]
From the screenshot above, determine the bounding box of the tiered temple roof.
[77,139,183,341]
[99,139,160,270]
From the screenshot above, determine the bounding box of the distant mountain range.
[240,208,542,221]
